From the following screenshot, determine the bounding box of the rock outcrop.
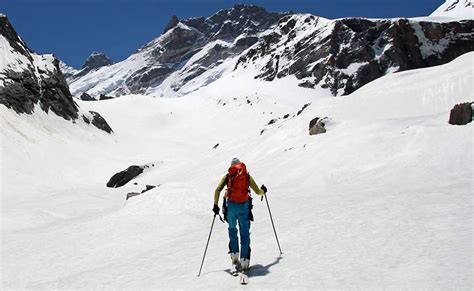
[106,164,155,188]
[0,15,78,120]
[309,117,327,135]
[68,4,288,97]
[0,14,113,133]
[449,102,473,125]
[236,16,474,95]
[82,52,113,70]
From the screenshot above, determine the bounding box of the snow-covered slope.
[2,52,472,289]
[431,0,473,19]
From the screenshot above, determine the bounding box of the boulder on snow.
[126,184,159,200]
[90,111,113,133]
[107,164,154,188]
[82,111,113,133]
[80,92,95,101]
[99,94,114,100]
[448,102,473,125]
[309,117,327,135]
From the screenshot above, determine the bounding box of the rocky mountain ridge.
[0,15,112,132]
[65,4,474,98]
[67,4,288,98]
[236,15,474,95]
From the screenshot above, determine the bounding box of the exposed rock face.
[449,102,473,125]
[0,14,113,134]
[68,4,288,97]
[106,164,154,188]
[163,15,179,34]
[0,15,78,120]
[82,111,113,133]
[236,15,474,95]
[60,52,113,84]
[82,52,113,70]
[80,92,95,101]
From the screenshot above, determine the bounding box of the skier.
[213,158,267,275]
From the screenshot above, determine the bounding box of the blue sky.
[1,0,444,68]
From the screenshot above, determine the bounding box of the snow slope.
[430,0,473,19]
[1,53,472,289]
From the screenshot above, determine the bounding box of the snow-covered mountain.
[68,4,286,98]
[66,5,474,98]
[59,60,79,80]
[431,0,473,19]
[0,14,112,132]
[236,15,474,95]
[63,52,114,83]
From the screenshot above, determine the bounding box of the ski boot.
[230,253,240,276]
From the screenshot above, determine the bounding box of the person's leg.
[238,201,251,260]
[227,201,239,256]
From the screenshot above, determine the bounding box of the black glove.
[261,184,267,194]
[212,204,220,215]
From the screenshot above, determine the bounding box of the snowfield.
[1,52,473,289]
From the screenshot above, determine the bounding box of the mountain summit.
[82,52,113,70]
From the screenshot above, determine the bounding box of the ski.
[229,264,240,277]
[239,272,249,285]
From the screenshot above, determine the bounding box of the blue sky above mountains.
[1,0,444,68]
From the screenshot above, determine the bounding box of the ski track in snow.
[1,53,473,289]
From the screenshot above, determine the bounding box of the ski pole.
[198,214,217,277]
[263,193,283,255]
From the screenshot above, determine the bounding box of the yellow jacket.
[214,174,264,205]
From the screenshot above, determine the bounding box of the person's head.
[231,157,240,165]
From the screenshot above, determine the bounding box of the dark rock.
[449,102,473,125]
[126,184,159,200]
[163,15,180,34]
[99,94,113,100]
[297,103,311,116]
[0,15,78,120]
[283,114,290,119]
[89,111,113,133]
[81,52,113,70]
[142,185,157,193]
[309,117,327,129]
[80,92,95,101]
[309,117,328,135]
[213,143,220,149]
[107,164,154,188]
[126,192,141,200]
[237,16,474,96]
[268,118,278,125]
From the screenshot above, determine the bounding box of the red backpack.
[225,162,250,203]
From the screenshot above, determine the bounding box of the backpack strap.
[226,172,237,200]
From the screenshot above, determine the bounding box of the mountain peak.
[163,15,180,34]
[81,52,113,70]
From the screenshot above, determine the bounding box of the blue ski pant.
[227,200,251,259]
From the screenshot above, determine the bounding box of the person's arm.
[249,175,264,196]
[214,175,227,205]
